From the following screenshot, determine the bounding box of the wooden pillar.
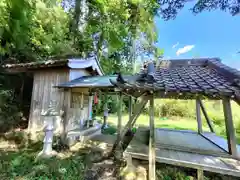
[102,93,108,129]
[222,98,237,157]
[117,92,123,140]
[79,92,84,129]
[87,91,93,128]
[196,99,202,133]
[197,169,204,180]
[129,96,133,121]
[149,95,155,180]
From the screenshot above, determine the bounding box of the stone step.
[79,128,102,143]
[67,123,102,137]
[67,124,102,146]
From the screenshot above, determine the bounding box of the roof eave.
[2,56,105,75]
[67,57,104,75]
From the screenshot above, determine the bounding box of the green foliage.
[102,125,116,135]
[0,131,86,180]
[158,0,240,20]
[0,0,74,62]
[156,166,193,180]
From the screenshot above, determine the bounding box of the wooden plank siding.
[66,93,89,131]
[65,69,91,132]
[28,69,69,132]
[28,68,92,133]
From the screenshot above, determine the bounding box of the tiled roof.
[111,58,240,101]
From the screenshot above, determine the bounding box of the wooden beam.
[149,95,155,180]
[130,97,148,127]
[222,98,238,157]
[125,96,148,137]
[112,95,148,152]
[117,92,123,141]
[199,100,215,133]
[196,99,203,133]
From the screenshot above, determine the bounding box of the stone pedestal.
[37,101,59,159]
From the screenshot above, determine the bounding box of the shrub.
[159,100,192,117]
[156,166,192,180]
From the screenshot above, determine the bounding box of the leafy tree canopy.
[158,0,240,20]
[0,0,239,73]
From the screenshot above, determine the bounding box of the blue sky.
[155,2,240,69]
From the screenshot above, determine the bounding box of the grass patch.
[103,115,207,132]
[102,125,116,135]
[0,150,86,180]
[0,131,87,180]
[100,113,240,144]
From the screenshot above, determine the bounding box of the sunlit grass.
[99,109,240,144]
[104,114,209,132]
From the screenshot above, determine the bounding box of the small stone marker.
[37,100,59,159]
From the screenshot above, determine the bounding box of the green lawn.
[103,114,209,131]
[99,114,240,144]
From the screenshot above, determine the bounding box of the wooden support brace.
[112,95,148,152]
[130,97,148,128]
[123,96,148,139]
[222,98,238,157]
[149,95,155,180]
[196,99,203,133]
[199,100,215,133]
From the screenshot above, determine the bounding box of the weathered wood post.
[196,98,203,133]
[87,91,93,128]
[37,101,59,159]
[79,92,84,129]
[102,93,108,130]
[222,98,238,157]
[113,92,123,161]
[117,92,123,140]
[149,94,155,180]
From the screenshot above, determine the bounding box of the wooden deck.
[126,128,240,177]
[155,128,227,156]
[202,132,240,153]
[87,128,240,177]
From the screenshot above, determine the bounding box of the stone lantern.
[37,100,59,159]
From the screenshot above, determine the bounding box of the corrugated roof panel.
[56,75,118,88]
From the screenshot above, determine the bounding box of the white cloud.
[164,56,171,60]
[176,45,195,56]
[172,42,179,49]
